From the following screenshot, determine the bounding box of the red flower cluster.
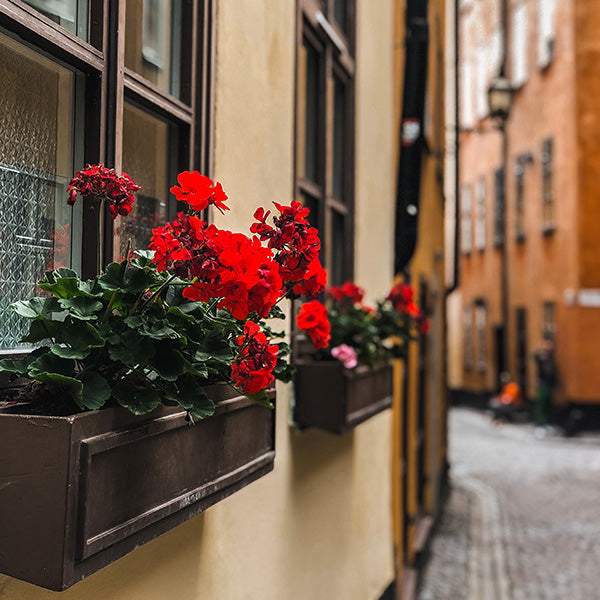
[296,300,331,349]
[170,171,230,214]
[150,213,282,320]
[387,283,414,310]
[327,281,365,305]
[67,164,141,219]
[231,321,279,394]
[251,201,326,299]
[387,283,429,334]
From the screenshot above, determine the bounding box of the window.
[542,301,555,341]
[515,161,525,240]
[541,138,555,233]
[295,1,355,286]
[460,184,472,254]
[475,177,486,250]
[463,306,473,370]
[511,1,528,88]
[475,302,487,372]
[515,152,533,241]
[459,59,475,129]
[537,0,556,68]
[0,0,214,353]
[494,166,505,246]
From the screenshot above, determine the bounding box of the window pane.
[333,0,347,33]
[120,102,178,257]
[333,77,346,200]
[23,0,88,39]
[330,212,346,286]
[125,0,185,100]
[0,32,81,351]
[301,41,320,183]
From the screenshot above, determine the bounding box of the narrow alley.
[420,409,600,600]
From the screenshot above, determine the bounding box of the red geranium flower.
[296,300,331,349]
[232,321,279,394]
[67,164,141,220]
[170,171,230,214]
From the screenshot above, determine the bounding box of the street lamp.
[487,76,514,122]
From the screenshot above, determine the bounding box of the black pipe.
[394,0,430,275]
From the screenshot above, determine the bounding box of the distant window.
[475,303,487,372]
[460,60,475,129]
[460,185,472,253]
[515,162,525,240]
[464,306,473,370]
[542,301,555,340]
[475,177,486,250]
[541,138,555,233]
[494,167,505,246]
[537,0,556,68]
[476,45,488,120]
[511,1,528,88]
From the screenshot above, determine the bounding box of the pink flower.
[331,344,358,369]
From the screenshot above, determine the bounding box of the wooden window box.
[293,361,393,434]
[0,385,275,591]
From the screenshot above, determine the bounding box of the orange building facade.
[448,0,600,408]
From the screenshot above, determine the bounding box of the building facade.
[450,0,600,409]
[0,1,446,598]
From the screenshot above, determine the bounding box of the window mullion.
[104,0,126,265]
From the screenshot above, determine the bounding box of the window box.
[293,361,393,434]
[0,384,275,591]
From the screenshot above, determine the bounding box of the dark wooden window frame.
[294,0,356,285]
[493,166,505,247]
[541,137,555,235]
[0,0,215,356]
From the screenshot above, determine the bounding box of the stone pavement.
[419,408,600,600]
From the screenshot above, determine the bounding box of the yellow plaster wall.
[0,1,396,599]
[354,0,397,299]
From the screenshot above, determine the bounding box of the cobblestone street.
[419,408,600,600]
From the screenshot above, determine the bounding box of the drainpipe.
[394,0,430,275]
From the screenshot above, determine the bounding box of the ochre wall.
[0,1,397,599]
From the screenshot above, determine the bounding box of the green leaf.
[132,249,155,261]
[49,321,105,360]
[97,262,126,291]
[151,347,185,381]
[112,380,137,403]
[20,319,61,343]
[183,359,208,378]
[50,345,87,360]
[62,321,105,348]
[32,372,83,408]
[124,315,144,329]
[12,297,61,319]
[107,330,156,364]
[142,322,180,341]
[0,358,27,377]
[124,266,154,293]
[38,276,81,299]
[177,375,215,419]
[117,387,161,415]
[77,371,111,410]
[27,352,74,377]
[268,305,286,320]
[273,359,295,383]
[244,389,274,409]
[58,297,104,320]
